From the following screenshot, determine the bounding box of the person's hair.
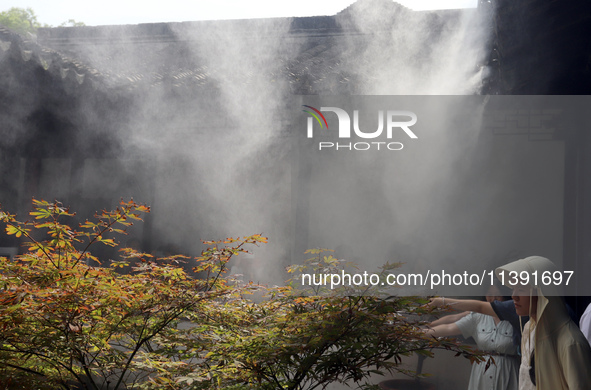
[486,279,512,301]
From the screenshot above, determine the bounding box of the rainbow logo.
[302,105,328,129]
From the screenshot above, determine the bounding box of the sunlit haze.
[2,0,477,26]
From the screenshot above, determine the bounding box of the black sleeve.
[491,299,527,348]
[491,299,515,321]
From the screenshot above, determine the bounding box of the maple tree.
[0,200,481,390]
[0,199,254,389]
[169,251,482,390]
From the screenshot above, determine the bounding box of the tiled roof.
[2,1,472,95]
[32,18,360,94]
[0,26,106,91]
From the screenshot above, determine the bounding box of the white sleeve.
[579,303,591,345]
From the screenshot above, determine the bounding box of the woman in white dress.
[423,285,519,390]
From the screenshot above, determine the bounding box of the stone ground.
[326,349,472,390]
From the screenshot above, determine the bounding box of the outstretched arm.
[428,297,497,318]
[423,322,461,338]
[429,311,469,326]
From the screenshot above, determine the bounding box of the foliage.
[60,19,86,27]
[0,7,44,35]
[0,7,84,35]
[285,248,403,296]
[0,199,262,389]
[0,200,482,390]
[148,250,484,390]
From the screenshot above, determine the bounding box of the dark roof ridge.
[0,25,104,89]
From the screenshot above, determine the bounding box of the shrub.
[0,200,481,390]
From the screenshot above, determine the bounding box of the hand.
[419,323,440,337]
[428,297,444,308]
